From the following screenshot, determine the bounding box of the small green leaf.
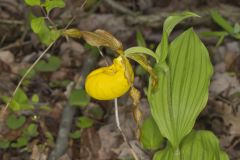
[23,123,38,137]
[19,68,36,79]
[31,17,60,45]
[45,131,54,146]
[156,11,199,61]
[0,139,10,149]
[70,130,82,139]
[31,17,47,34]
[76,116,94,129]
[11,136,29,148]
[210,10,234,33]
[2,89,34,111]
[43,0,65,14]
[140,116,163,150]
[31,94,39,103]
[163,12,200,36]
[69,89,90,107]
[13,88,29,104]
[35,56,61,72]
[233,23,240,34]
[7,114,26,130]
[25,0,41,6]
[88,106,104,120]
[216,35,226,47]
[136,31,146,47]
[201,31,228,37]
[38,29,61,45]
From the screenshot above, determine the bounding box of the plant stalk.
[114,98,139,160]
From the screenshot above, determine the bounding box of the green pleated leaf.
[153,130,229,160]
[180,130,229,160]
[153,146,175,160]
[156,11,200,61]
[140,116,164,150]
[148,28,213,148]
[163,11,200,36]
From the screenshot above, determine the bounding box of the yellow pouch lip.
[85,56,134,100]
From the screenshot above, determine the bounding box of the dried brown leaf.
[63,28,82,38]
[127,54,158,87]
[81,29,123,51]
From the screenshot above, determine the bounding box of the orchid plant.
[64,12,229,160]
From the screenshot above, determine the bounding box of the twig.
[125,4,240,28]
[0,40,31,51]
[48,50,99,160]
[48,103,76,160]
[40,7,57,30]
[103,0,137,16]
[80,0,88,9]
[114,98,139,160]
[0,19,24,25]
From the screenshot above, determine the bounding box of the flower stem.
[114,98,139,160]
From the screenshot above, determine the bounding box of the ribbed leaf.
[140,116,164,150]
[163,12,200,36]
[148,28,213,148]
[156,12,200,61]
[180,130,229,160]
[153,130,229,160]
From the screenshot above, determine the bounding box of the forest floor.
[0,0,240,160]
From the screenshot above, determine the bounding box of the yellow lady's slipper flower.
[85,56,134,100]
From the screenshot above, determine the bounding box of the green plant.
[125,12,229,159]
[1,88,35,111]
[6,114,26,129]
[0,123,39,149]
[25,0,64,45]
[202,10,240,46]
[11,123,39,148]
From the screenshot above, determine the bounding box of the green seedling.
[69,130,82,139]
[202,10,240,46]
[7,114,26,130]
[76,116,94,129]
[69,89,90,108]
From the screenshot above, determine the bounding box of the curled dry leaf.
[127,53,158,87]
[130,87,141,107]
[130,87,142,139]
[122,56,134,85]
[62,28,82,38]
[81,29,123,52]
